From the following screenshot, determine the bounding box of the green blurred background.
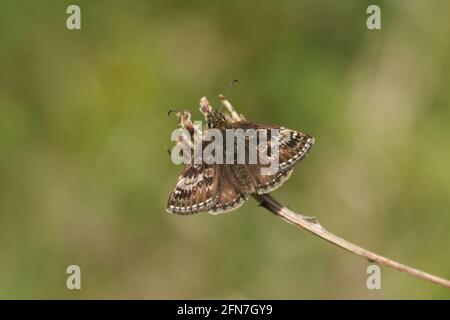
[0,0,449,299]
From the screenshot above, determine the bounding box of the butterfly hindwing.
[246,165,294,194]
[208,166,248,214]
[167,163,219,214]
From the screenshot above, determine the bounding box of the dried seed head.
[199,97,212,115]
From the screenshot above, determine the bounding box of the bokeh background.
[0,0,449,299]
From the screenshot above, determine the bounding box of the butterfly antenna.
[169,107,199,117]
[167,108,183,116]
[219,79,239,112]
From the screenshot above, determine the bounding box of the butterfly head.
[199,96,226,129]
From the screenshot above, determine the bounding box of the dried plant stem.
[253,193,450,289]
[218,93,450,289]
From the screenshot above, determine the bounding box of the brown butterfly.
[167,96,314,215]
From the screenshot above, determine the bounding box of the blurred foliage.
[0,0,449,299]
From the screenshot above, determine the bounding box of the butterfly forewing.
[277,127,315,171]
[229,121,314,193]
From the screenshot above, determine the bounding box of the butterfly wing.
[167,163,219,214]
[246,166,294,194]
[208,165,249,214]
[167,118,314,213]
[276,127,315,172]
[230,121,314,194]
